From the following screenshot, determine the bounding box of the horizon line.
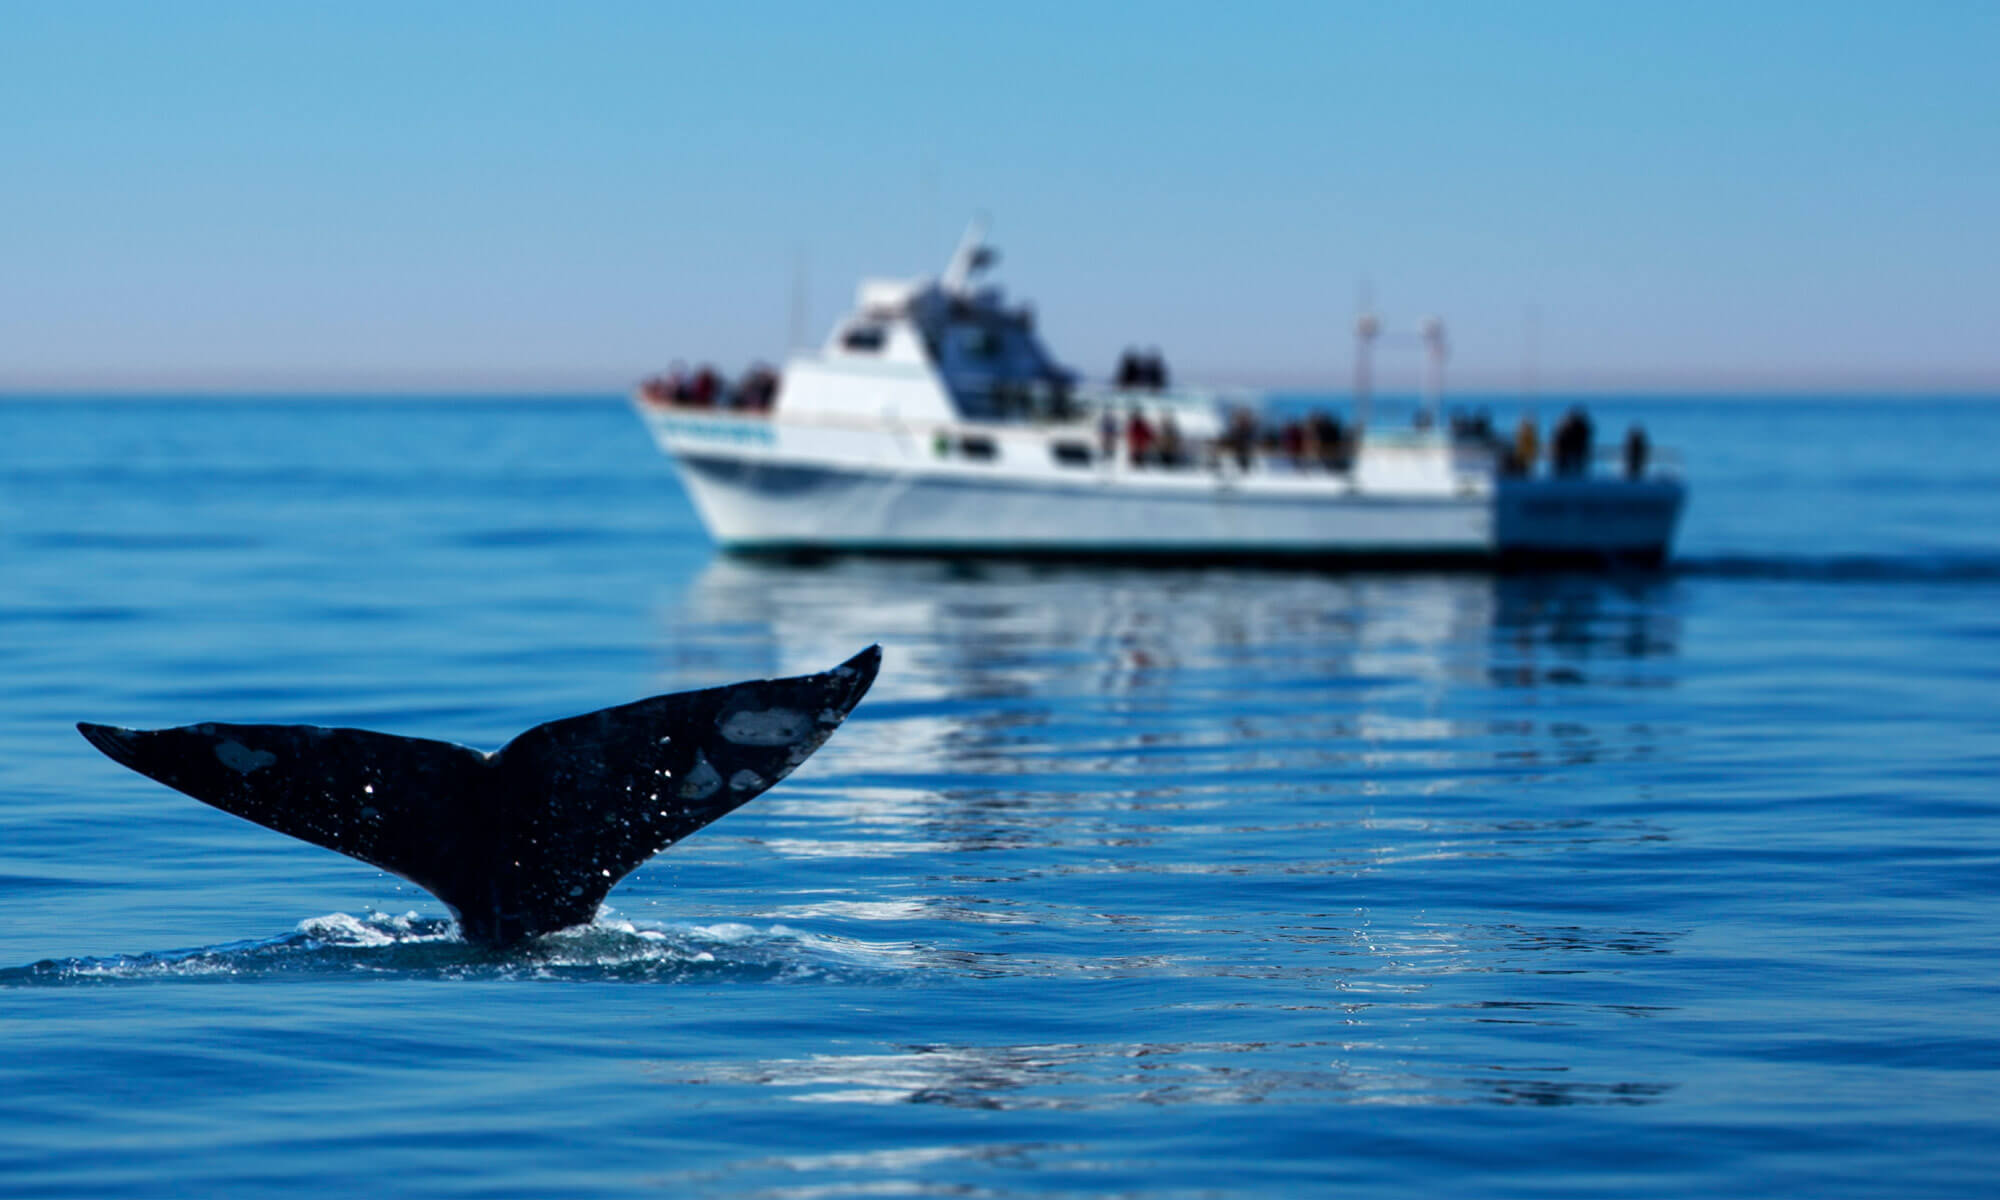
[5,365,2000,399]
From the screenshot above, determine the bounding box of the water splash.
[0,910,923,986]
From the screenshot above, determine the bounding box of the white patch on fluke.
[215,739,276,774]
[728,768,765,792]
[678,750,721,800]
[718,708,810,746]
[783,735,827,770]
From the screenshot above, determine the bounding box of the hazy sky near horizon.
[5,2,1996,393]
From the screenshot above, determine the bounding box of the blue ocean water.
[3,395,1998,1197]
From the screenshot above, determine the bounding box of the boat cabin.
[788,226,1081,426]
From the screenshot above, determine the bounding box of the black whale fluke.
[77,645,881,947]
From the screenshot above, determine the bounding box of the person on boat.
[1309,411,1343,471]
[1511,414,1540,476]
[1330,418,1356,472]
[1552,410,1576,473]
[1280,420,1305,467]
[1045,369,1078,421]
[1126,408,1156,467]
[1159,412,1184,468]
[1467,408,1496,445]
[1552,406,1594,475]
[1624,424,1650,479]
[1098,406,1119,460]
[690,365,720,408]
[1221,407,1256,471]
[652,362,691,406]
[737,364,778,412]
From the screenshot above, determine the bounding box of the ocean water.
[3,395,1998,1197]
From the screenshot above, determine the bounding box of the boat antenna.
[941,215,993,295]
[1420,315,1448,430]
[920,153,939,261]
[789,246,809,353]
[1521,302,1540,409]
[1354,282,1379,433]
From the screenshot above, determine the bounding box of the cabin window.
[953,326,1003,361]
[957,435,997,462]
[1051,441,1093,467]
[841,325,887,353]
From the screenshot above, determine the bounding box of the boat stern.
[1494,476,1686,566]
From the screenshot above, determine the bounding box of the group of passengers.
[639,362,779,412]
[1105,398,1650,481]
[1222,409,1358,473]
[1105,405,1358,473]
[1502,407,1650,478]
[1114,348,1171,391]
[637,351,1656,482]
[1449,409,1499,442]
[1104,407,1191,468]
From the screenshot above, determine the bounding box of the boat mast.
[1354,309,1379,432]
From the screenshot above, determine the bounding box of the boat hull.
[676,451,1492,558]
[1494,476,1686,566]
[639,404,1684,567]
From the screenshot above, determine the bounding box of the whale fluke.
[78,645,880,947]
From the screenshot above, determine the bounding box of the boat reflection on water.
[674,556,1680,726]
[664,553,1684,881]
[655,558,1688,1113]
[659,1035,1675,1113]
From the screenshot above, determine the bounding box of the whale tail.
[78,645,881,946]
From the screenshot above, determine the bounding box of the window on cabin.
[842,325,887,353]
[1052,442,1093,467]
[954,326,1003,361]
[957,390,1000,421]
[957,435,998,461]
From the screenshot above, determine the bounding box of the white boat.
[633,227,1685,567]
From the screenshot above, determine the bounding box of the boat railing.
[636,371,778,414]
[1072,382,1257,417]
[1591,444,1683,481]
[639,384,1682,484]
[1503,444,1684,483]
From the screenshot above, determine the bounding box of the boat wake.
[0,910,922,986]
[1675,552,2000,584]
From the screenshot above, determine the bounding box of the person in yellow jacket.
[1512,414,1541,475]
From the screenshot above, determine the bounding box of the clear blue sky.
[4,2,1995,393]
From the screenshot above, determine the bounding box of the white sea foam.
[296,910,449,948]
